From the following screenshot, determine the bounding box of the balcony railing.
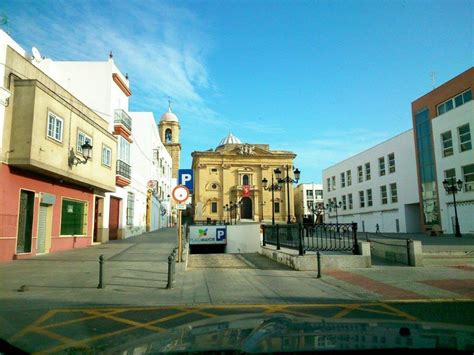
[116,159,131,180]
[114,109,132,131]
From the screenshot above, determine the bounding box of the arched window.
[165,129,172,143]
[242,174,249,185]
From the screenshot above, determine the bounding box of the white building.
[129,112,172,231]
[412,67,473,235]
[322,130,421,233]
[294,183,324,223]
[36,53,172,240]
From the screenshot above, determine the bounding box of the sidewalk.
[0,228,179,310]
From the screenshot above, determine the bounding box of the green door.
[16,190,35,253]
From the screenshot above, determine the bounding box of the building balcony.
[116,159,131,187]
[113,109,133,142]
[6,79,116,192]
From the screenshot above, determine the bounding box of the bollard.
[171,249,177,276]
[276,224,281,250]
[406,239,412,266]
[316,251,322,279]
[166,255,174,289]
[97,255,105,289]
[298,225,304,256]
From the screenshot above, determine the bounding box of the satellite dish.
[31,47,42,63]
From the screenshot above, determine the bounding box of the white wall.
[128,112,172,231]
[225,224,261,253]
[432,100,474,234]
[322,129,420,233]
[37,61,115,125]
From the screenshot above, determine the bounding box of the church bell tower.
[158,101,181,179]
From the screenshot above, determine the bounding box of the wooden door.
[109,197,120,240]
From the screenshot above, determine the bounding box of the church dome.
[218,133,242,147]
[160,103,179,122]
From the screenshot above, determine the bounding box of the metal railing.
[114,109,132,131]
[116,159,131,179]
[262,223,359,255]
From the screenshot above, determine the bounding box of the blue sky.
[2,0,472,182]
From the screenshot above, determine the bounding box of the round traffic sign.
[172,185,190,203]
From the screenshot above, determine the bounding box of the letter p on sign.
[178,169,193,191]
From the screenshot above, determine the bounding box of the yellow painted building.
[191,133,297,223]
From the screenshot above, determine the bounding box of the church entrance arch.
[241,197,253,219]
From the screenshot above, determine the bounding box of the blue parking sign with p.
[178,169,193,192]
[216,228,226,242]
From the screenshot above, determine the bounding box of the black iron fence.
[262,223,359,255]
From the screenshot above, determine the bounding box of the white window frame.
[462,164,474,192]
[388,153,396,173]
[77,131,93,156]
[357,166,363,183]
[102,144,112,167]
[331,176,336,191]
[342,195,347,210]
[458,124,472,153]
[348,193,353,209]
[359,191,365,208]
[381,185,388,205]
[346,170,352,186]
[437,89,472,116]
[379,157,385,176]
[441,131,454,157]
[390,183,398,203]
[367,189,373,207]
[118,136,131,164]
[47,111,63,143]
[365,162,371,180]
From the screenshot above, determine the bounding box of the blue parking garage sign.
[178,169,193,192]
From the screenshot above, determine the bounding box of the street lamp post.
[223,204,231,225]
[231,200,242,225]
[326,200,342,231]
[275,165,300,224]
[442,177,463,238]
[262,171,282,225]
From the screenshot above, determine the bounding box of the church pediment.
[222,144,274,156]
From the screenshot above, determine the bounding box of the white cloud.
[5,1,223,126]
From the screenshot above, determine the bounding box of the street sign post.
[171,185,190,262]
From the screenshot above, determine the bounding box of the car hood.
[103,313,474,353]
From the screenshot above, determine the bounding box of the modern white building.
[35,52,173,240]
[412,67,473,235]
[322,130,421,233]
[294,183,324,224]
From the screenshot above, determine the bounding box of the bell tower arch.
[158,101,181,179]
